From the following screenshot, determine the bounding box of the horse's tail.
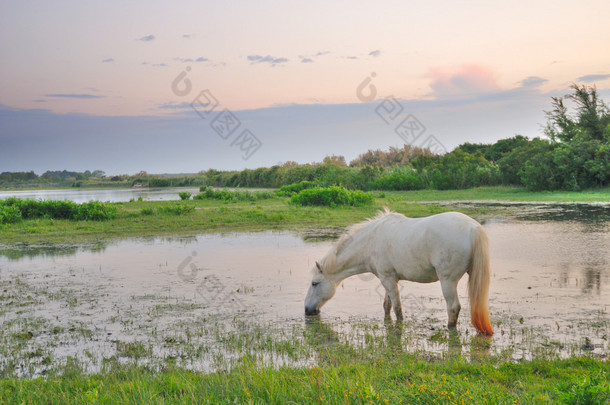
[468,225,493,335]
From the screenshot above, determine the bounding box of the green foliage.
[521,150,560,191]
[157,204,194,216]
[290,186,373,207]
[0,204,22,224]
[427,149,501,190]
[497,138,552,185]
[140,208,154,216]
[275,181,317,196]
[554,370,609,405]
[74,201,117,221]
[194,187,275,202]
[368,166,426,190]
[0,198,116,222]
[178,192,192,200]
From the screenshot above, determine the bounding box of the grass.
[1,186,608,245]
[0,198,447,245]
[0,347,607,404]
[390,185,610,203]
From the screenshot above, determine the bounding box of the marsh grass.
[2,186,608,245]
[0,272,608,402]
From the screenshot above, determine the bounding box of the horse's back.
[378,212,481,281]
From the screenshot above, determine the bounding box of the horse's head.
[304,261,337,315]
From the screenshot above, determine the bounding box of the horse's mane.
[320,207,398,274]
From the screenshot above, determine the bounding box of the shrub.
[178,192,192,200]
[0,204,22,224]
[0,198,116,221]
[275,181,317,196]
[368,167,425,190]
[75,201,117,221]
[140,208,154,216]
[291,186,374,207]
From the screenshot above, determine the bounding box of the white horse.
[304,209,493,335]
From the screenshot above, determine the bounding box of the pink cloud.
[428,64,500,97]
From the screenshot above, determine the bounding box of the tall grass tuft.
[194,187,275,202]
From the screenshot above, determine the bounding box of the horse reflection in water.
[305,209,494,335]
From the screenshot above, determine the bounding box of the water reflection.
[0,242,109,261]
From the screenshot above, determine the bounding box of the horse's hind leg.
[383,293,392,319]
[440,279,461,329]
[381,280,403,321]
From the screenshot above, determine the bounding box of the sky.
[1,0,610,175]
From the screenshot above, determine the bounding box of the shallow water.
[0,187,201,203]
[0,203,608,375]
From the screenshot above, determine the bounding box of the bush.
[275,181,317,196]
[368,167,425,190]
[290,186,374,207]
[140,208,154,216]
[0,205,22,224]
[75,201,117,221]
[178,192,192,200]
[0,198,115,221]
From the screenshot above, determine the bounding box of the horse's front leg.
[381,280,403,321]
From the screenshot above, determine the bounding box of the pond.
[0,203,608,376]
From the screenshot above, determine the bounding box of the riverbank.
[1,187,609,245]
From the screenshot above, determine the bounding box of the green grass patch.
[0,356,607,404]
[194,187,276,202]
[1,186,608,245]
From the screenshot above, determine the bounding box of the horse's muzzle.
[305,307,320,316]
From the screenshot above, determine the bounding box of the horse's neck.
[328,224,376,282]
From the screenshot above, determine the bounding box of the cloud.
[195,57,209,62]
[152,63,167,67]
[182,33,195,39]
[298,51,330,64]
[101,58,114,63]
[369,50,381,57]
[344,56,359,60]
[174,57,194,63]
[247,54,289,66]
[428,64,500,98]
[519,76,547,88]
[577,73,610,82]
[159,102,192,110]
[45,94,104,99]
[137,35,155,42]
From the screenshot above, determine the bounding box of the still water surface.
[0,203,608,374]
[0,187,201,203]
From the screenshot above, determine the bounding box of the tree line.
[205,84,609,191]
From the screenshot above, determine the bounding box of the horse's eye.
[312,281,319,287]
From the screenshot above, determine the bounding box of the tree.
[545,84,610,143]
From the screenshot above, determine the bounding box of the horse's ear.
[315,261,323,273]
